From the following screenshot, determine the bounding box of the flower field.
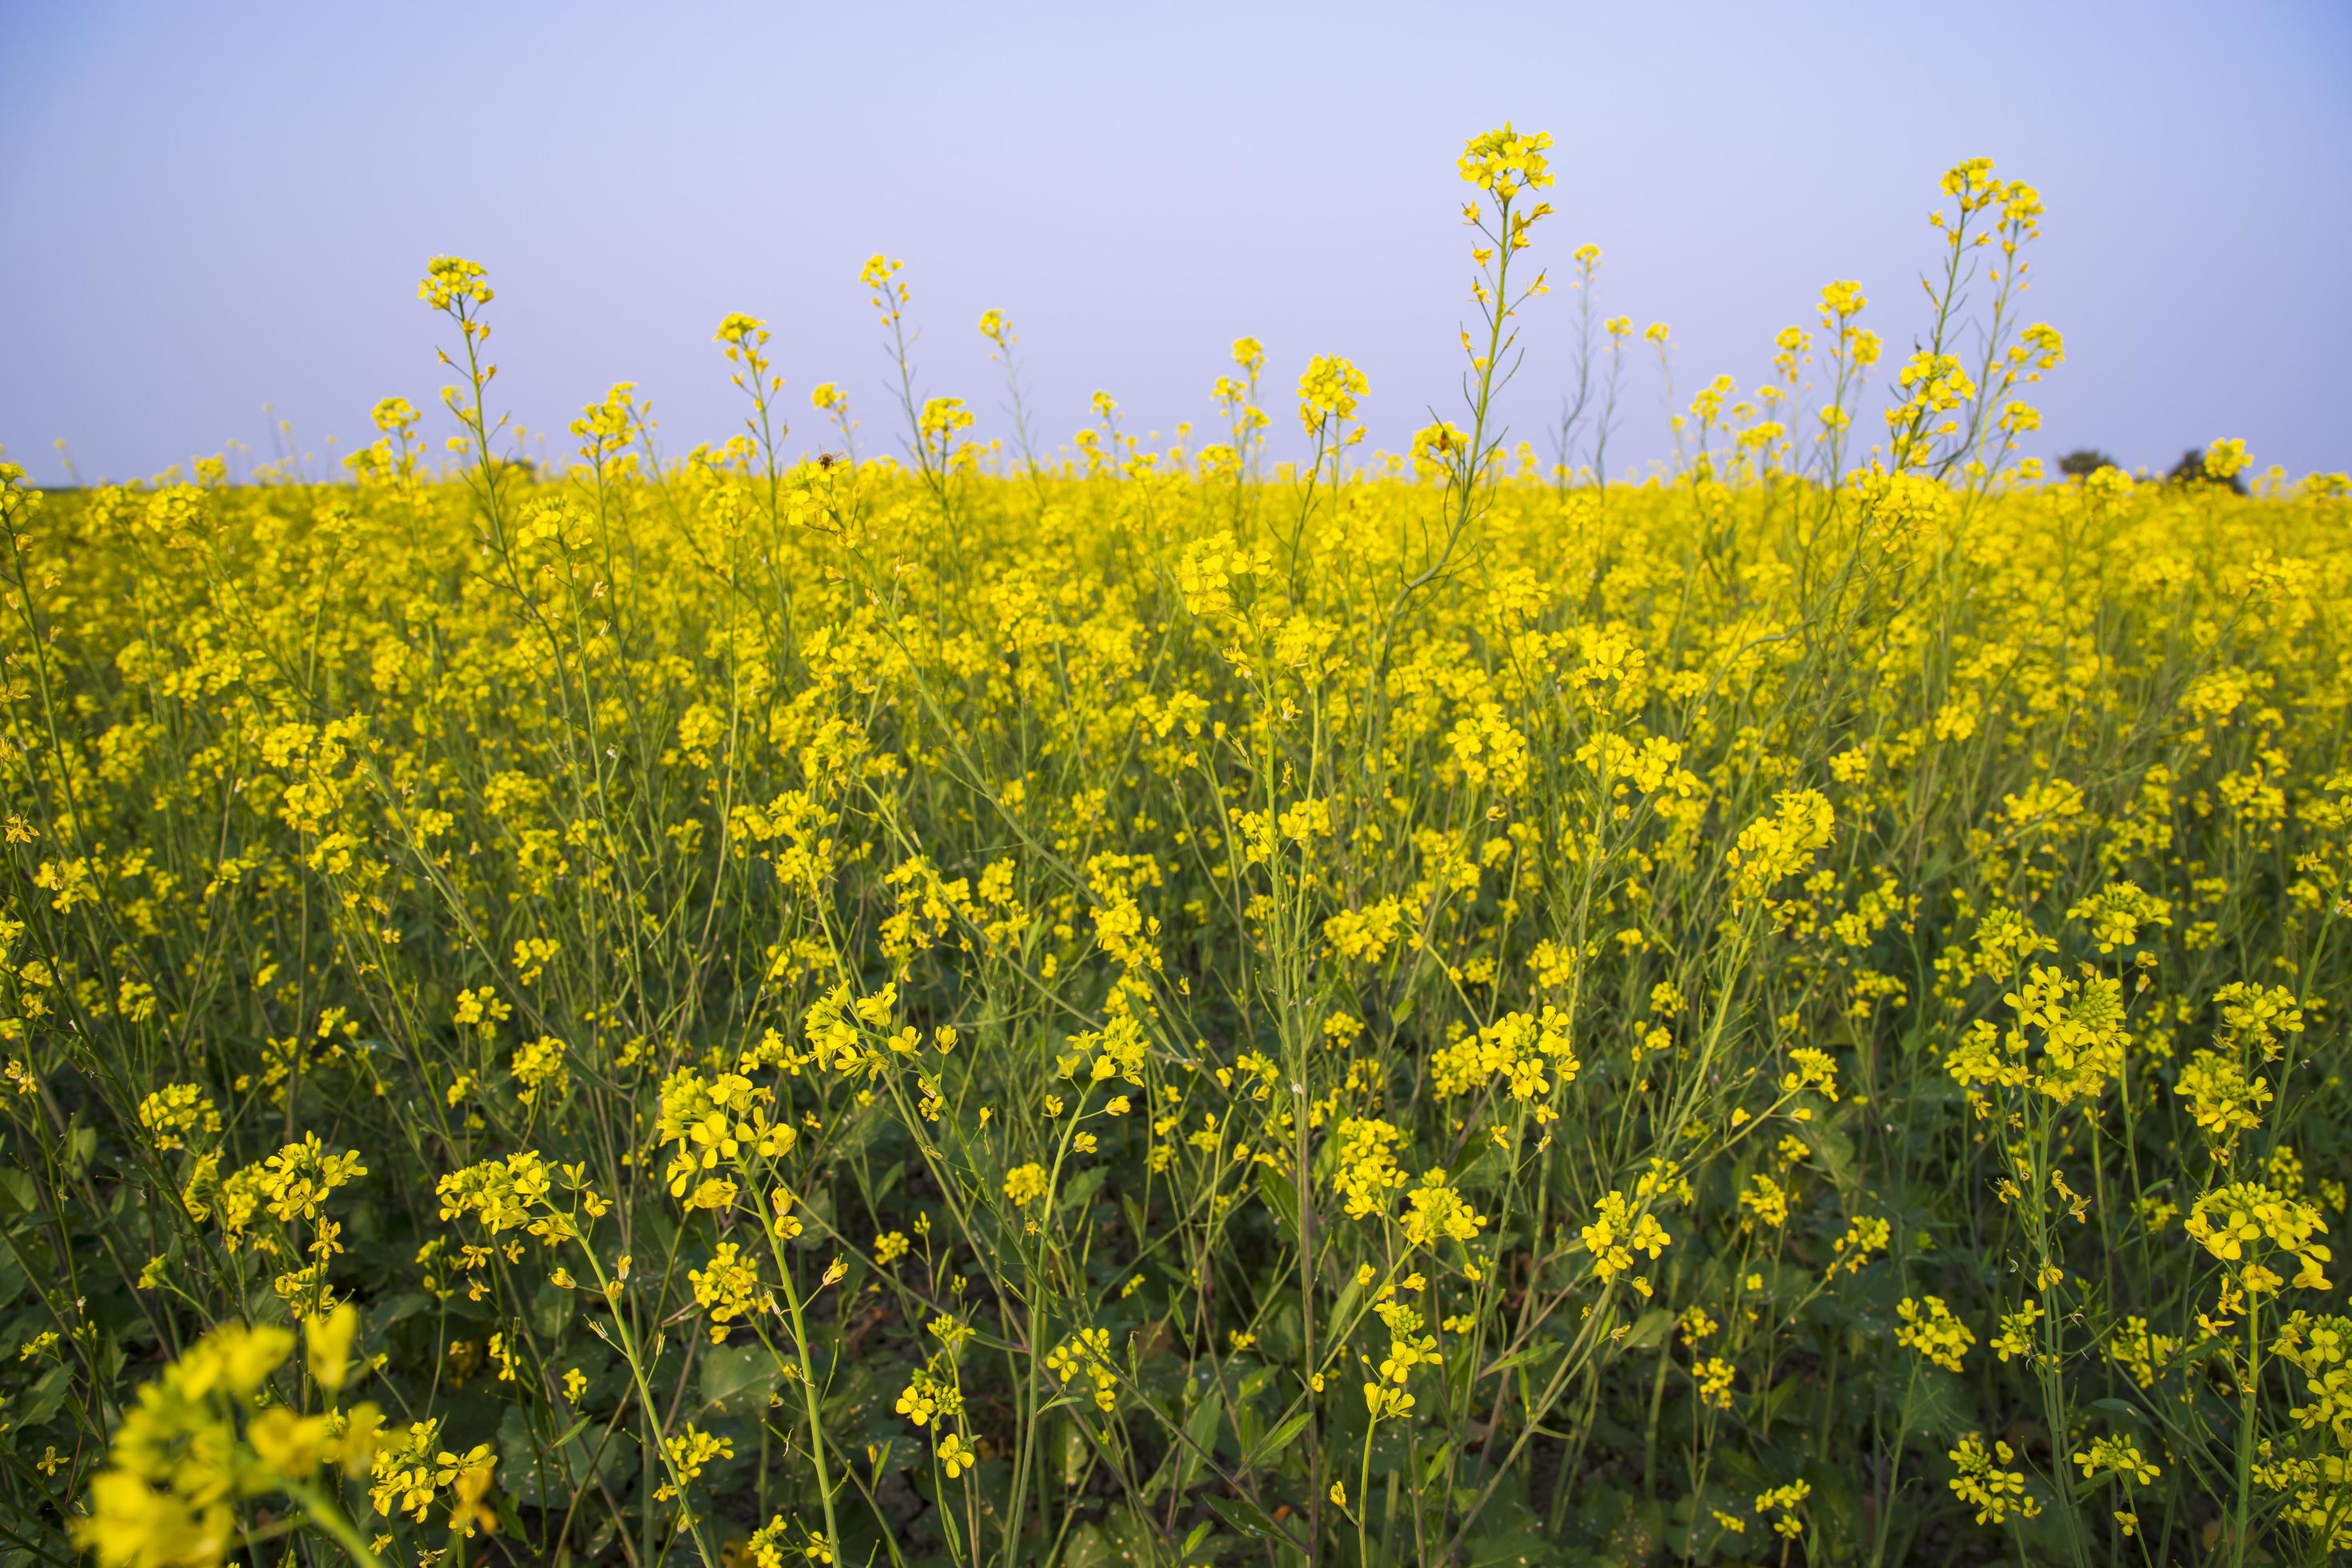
[6,131,2352,1566]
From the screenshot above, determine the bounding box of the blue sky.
[2,0,2346,485]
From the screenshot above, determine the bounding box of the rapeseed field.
[6,130,2352,1566]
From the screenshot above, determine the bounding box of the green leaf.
[532,1279,575,1341]
[65,1119,96,1178]
[1327,1266,1366,1336]
[497,1401,625,1508]
[1621,1308,1674,1351]
[1060,1162,1109,1218]
[1186,1391,1224,1450]
[1058,1523,1116,1568]
[1233,1399,1264,1461]
[1446,1137,1509,1195]
[1174,1388,1224,1493]
[0,1167,36,1215]
[373,1290,435,1330]
[1899,1366,1978,1441]
[1463,1523,1552,1568]
[1204,1491,1279,1540]
[1258,1162,1299,1240]
[1421,1438,1454,1486]
[18,1364,70,1430]
[701,1340,784,1417]
[1810,1118,1858,1189]
[1246,1409,1312,1467]
[1480,1341,1565,1381]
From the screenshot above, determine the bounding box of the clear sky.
[3,0,2347,486]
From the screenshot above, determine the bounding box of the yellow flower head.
[417,255,493,312]
[1297,354,1369,442]
[1458,123,1555,198]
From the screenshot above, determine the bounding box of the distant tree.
[2165,447,2248,496]
[2057,448,2118,478]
